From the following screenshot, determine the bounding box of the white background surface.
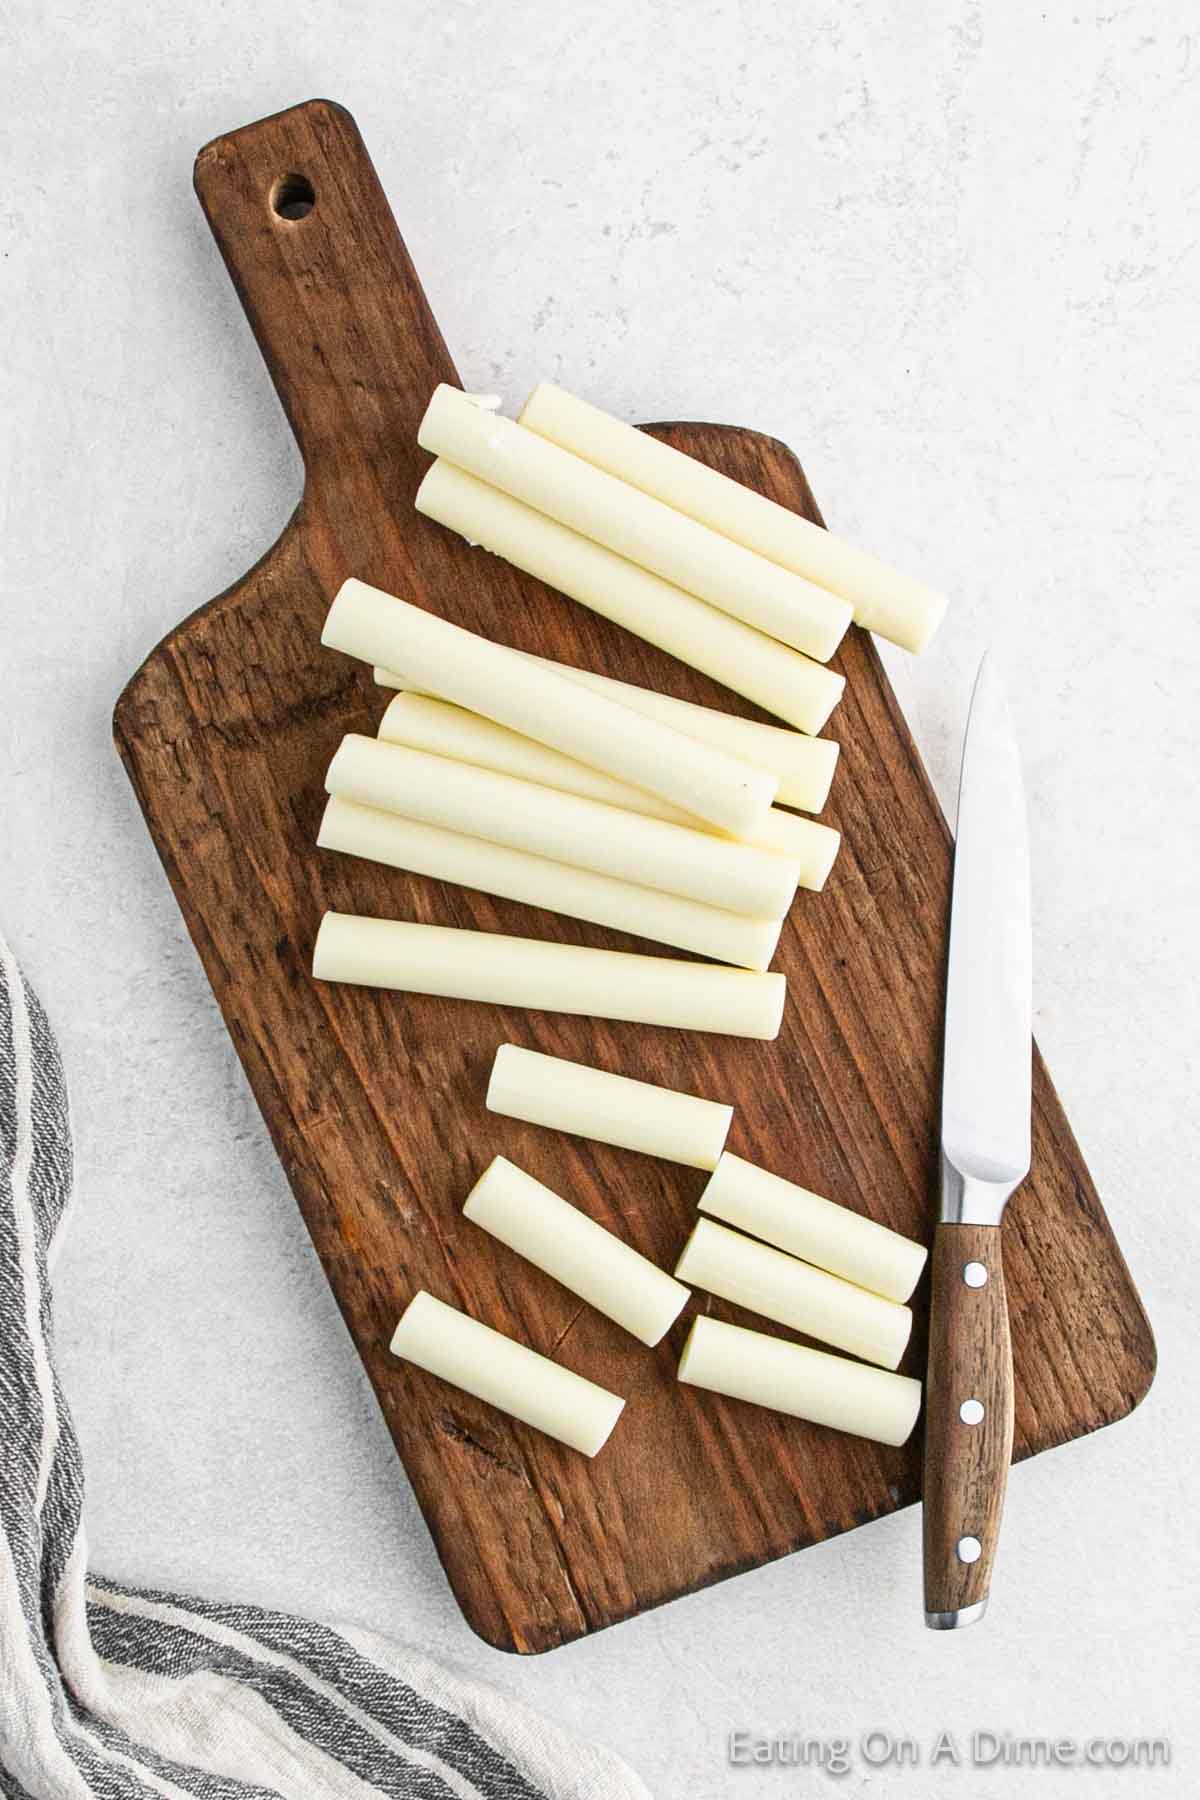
[2,3,1197,1795]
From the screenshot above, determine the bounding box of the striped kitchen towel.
[0,931,651,1800]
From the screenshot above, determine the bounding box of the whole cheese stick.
[415,462,844,734]
[322,577,776,837]
[318,798,783,971]
[377,695,839,890]
[674,1217,912,1369]
[520,382,948,655]
[464,1157,690,1347]
[487,1043,732,1170]
[326,736,800,918]
[678,1315,923,1447]
[377,653,840,813]
[390,1291,624,1456]
[699,1153,928,1303]
[380,691,694,821]
[418,385,852,661]
[313,914,787,1038]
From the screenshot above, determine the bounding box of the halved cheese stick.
[418,385,851,661]
[377,654,840,813]
[326,736,800,918]
[318,799,782,970]
[322,577,775,836]
[521,382,948,655]
[674,1218,912,1369]
[678,1315,923,1447]
[415,462,844,734]
[487,1043,732,1170]
[313,914,787,1038]
[390,1291,624,1456]
[699,1153,928,1303]
[377,695,839,890]
[464,1157,690,1346]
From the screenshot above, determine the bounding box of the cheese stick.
[377,695,839,889]
[464,1157,690,1347]
[487,1043,732,1170]
[380,691,692,821]
[313,915,787,1038]
[390,1291,624,1455]
[699,1153,928,1303]
[745,810,838,883]
[674,1218,912,1369]
[377,655,840,814]
[322,577,776,836]
[520,382,947,655]
[415,462,844,734]
[418,385,851,661]
[678,1315,922,1447]
[318,799,783,971]
[326,736,800,918]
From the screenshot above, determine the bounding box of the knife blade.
[923,654,1032,1629]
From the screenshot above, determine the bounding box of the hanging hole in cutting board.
[271,173,316,221]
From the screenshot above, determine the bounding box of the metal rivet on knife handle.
[959,1398,985,1425]
[962,1260,989,1288]
[956,1536,983,1564]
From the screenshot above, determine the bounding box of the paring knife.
[923,655,1032,1629]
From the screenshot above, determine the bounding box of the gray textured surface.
[2,4,1197,1795]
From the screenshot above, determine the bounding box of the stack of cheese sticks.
[308,380,946,1464]
[315,380,945,1036]
[391,1045,928,1457]
[315,575,827,1030]
[416,383,947,725]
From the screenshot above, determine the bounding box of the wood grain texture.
[922,1224,1015,1620]
[113,99,1155,1653]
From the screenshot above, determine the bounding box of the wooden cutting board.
[114,99,1155,1654]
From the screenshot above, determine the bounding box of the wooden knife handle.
[922,1221,1015,1626]
[192,99,456,477]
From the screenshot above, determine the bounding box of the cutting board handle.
[193,99,457,478]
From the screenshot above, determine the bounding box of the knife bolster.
[940,1153,1019,1225]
